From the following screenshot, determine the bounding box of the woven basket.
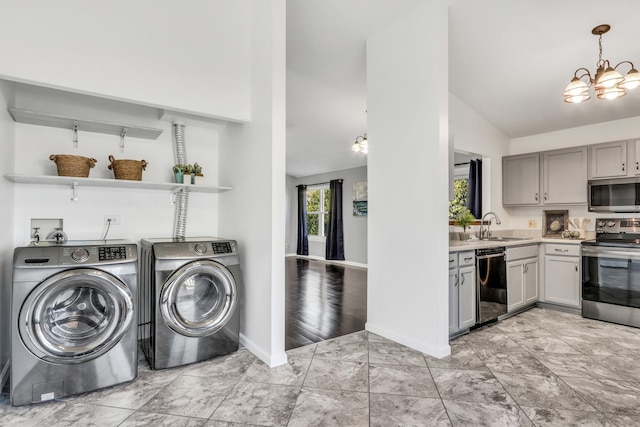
[108,155,147,181]
[49,154,97,177]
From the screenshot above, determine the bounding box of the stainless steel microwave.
[588,178,640,212]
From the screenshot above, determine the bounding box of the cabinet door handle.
[464,257,473,262]
[623,162,626,172]
[544,192,548,201]
[636,161,639,171]
[535,193,538,201]
[575,262,578,272]
[554,248,569,253]
[455,273,459,287]
[461,274,465,285]
[524,264,528,273]
[449,259,455,263]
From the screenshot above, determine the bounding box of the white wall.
[367,0,450,357]
[287,166,368,265]
[11,84,221,245]
[510,116,640,154]
[0,80,15,388]
[450,93,511,229]
[219,0,287,367]
[0,1,252,121]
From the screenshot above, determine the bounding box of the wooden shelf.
[9,108,163,140]
[4,174,232,194]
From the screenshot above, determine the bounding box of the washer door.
[19,269,134,364]
[160,260,238,337]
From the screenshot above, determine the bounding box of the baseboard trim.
[239,333,287,368]
[285,253,367,269]
[536,301,581,315]
[365,322,450,358]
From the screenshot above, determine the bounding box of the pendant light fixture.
[563,24,640,103]
[351,133,368,153]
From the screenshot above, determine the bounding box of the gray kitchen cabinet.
[458,264,476,329]
[506,245,539,312]
[542,147,587,204]
[503,153,540,205]
[543,244,580,308]
[449,251,476,334]
[448,269,459,335]
[589,140,628,179]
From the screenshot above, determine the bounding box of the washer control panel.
[98,246,129,261]
[212,242,233,254]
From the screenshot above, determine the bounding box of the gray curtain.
[325,179,345,260]
[467,159,482,218]
[296,185,308,255]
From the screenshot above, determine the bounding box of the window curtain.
[467,159,482,219]
[296,184,308,255]
[325,179,345,260]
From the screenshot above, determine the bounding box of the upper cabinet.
[542,147,587,205]
[589,140,640,179]
[503,153,540,205]
[503,147,587,207]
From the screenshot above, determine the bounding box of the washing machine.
[140,237,242,370]
[11,240,138,406]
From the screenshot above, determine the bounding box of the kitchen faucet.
[480,211,502,239]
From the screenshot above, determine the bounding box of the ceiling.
[286,0,640,178]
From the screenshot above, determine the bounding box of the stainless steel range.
[581,218,640,328]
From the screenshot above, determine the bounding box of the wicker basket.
[49,154,97,177]
[108,155,147,181]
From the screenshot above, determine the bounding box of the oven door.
[582,246,640,309]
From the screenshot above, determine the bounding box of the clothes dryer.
[140,237,242,369]
[11,240,138,406]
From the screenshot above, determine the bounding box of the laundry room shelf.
[4,174,233,194]
[9,108,163,140]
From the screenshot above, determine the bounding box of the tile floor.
[2,307,640,426]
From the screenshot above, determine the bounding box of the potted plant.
[182,164,194,185]
[172,164,186,183]
[454,207,475,240]
[192,162,204,185]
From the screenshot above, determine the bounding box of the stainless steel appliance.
[11,240,138,406]
[582,218,640,328]
[475,246,507,326]
[588,178,640,212]
[140,237,242,369]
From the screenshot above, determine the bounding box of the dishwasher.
[475,246,507,326]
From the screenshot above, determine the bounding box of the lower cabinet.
[506,245,539,312]
[543,243,581,308]
[449,251,476,334]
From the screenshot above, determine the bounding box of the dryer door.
[160,260,238,337]
[19,269,134,364]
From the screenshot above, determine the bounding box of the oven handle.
[582,247,640,260]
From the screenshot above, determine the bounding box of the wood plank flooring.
[285,257,367,350]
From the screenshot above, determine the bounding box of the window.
[449,164,469,219]
[306,185,331,239]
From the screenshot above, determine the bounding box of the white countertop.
[449,236,587,252]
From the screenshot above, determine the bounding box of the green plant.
[193,162,203,175]
[183,164,194,174]
[454,207,475,232]
[173,164,186,173]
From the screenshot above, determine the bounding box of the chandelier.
[351,133,368,153]
[563,24,640,103]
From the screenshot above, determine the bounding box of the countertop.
[449,236,587,252]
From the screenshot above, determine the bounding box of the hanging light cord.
[101,218,112,241]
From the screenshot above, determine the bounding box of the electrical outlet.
[528,219,537,228]
[104,215,121,225]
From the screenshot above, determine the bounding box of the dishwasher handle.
[476,252,505,261]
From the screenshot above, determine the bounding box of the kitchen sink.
[480,236,531,242]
